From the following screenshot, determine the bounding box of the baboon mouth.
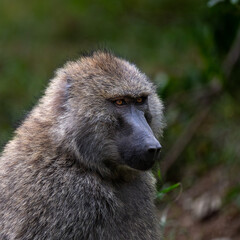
[124,156,156,171]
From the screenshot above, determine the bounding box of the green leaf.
[156,183,181,199]
[157,169,162,181]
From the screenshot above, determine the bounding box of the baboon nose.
[148,146,161,154]
[145,143,162,162]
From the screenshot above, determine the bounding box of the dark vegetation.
[0,0,240,239]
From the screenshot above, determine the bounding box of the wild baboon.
[0,51,164,240]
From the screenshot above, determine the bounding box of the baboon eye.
[136,97,146,104]
[114,99,126,106]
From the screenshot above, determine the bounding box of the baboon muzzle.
[117,106,161,171]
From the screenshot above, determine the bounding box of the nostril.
[147,147,160,159]
[148,148,157,153]
[148,145,162,154]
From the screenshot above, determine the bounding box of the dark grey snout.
[116,106,162,171]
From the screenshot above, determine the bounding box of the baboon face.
[111,96,161,171]
[56,52,163,172]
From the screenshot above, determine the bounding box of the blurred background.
[0,0,240,239]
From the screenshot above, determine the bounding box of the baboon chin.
[0,50,164,239]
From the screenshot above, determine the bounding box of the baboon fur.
[0,51,164,240]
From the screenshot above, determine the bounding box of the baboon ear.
[66,78,72,90]
[65,78,72,99]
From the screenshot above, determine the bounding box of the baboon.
[0,51,164,240]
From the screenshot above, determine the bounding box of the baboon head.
[47,51,164,174]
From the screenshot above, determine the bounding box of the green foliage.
[157,183,181,200]
[208,0,239,7]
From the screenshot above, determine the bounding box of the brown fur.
[0,51,164,239]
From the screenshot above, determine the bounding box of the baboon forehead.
[62,52,154,98]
